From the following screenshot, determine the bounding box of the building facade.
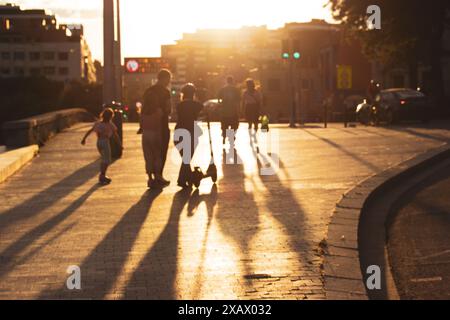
[123,57,172,107]
[161,19,450,123]
[161,26,281,101]
[160,21,357,122]
[0,3,96,83]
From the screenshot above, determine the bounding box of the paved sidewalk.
[388,162,450,300]
[0,122,449,299]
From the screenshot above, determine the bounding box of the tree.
[328,0,449,104]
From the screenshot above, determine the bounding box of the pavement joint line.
[411,250,450,260]
[324,143,450,300]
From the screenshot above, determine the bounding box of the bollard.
[111,108,123,159]
[102,103,123,159]
[344,106,348,128]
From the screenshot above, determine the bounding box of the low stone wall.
[2,108,94,149]
[0,145,39,184]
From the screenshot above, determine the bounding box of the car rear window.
[395,90,425,99]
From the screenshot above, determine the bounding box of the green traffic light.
[282,53,290,59]
[293,52,301,60]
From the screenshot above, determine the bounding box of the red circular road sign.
[126,59,139,73]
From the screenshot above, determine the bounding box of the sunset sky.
[12,0,333,62]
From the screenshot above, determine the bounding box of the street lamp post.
[283,38,302,128]
[289,58,297,128]
[283,39,297,128]
[103,0,122,104]
[292,40,302,126]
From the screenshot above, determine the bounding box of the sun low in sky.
[13,0,333,61]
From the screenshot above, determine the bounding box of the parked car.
[356,88,430,125]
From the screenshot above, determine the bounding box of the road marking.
[410,277,442,283]
[413,250,450,260]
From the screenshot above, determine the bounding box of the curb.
[0,145,39,184]
[323,143,450,300]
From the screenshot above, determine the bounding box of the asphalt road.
[388,162,450,300]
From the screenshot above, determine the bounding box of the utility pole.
[281,39,300,128]
[292,40,302,126]
[103,0,122,104]
[289,57,297,128]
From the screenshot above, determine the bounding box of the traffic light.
[282,39,301,60]
[282,40,290,59]
[292,40,301,60]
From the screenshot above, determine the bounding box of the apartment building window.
[0,67,11,75]
[13,52,25,61]
[1,52,11,60]
[58,52,69,61]
[14,67,25,76]
[30,52,41,61]
[30,68,41,76]
[5,19,11,30]
[43,67,56,75]
[58,67,69,75]
[44,52,55,60]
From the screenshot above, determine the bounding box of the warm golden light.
[14,0,332,60]
[121,0,332,58]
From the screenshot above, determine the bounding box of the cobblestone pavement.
[0,122,449,300]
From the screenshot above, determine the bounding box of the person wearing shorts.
[81,108,122,185]
[140,69,172,189]
[97,138,112,166]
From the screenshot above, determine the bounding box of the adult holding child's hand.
[141,69,173,190]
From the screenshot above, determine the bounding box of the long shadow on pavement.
[251,134,318,281]
[303,129,380,172]
[0,184,100,279]
[188,185,218,299]
[38,189,162,299]
[122,189,191,299]
[214,148,260,295]
[383,124,450,144]
[0,160,100,234]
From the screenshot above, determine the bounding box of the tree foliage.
[0,77,102,144]
[328,0,449,99]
